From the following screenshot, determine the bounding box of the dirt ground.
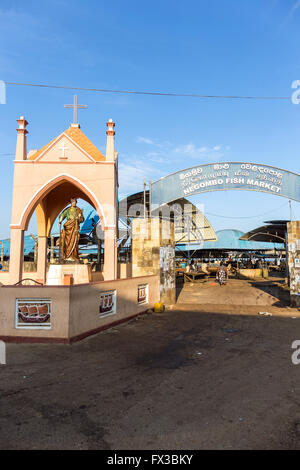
[2,276,300,450]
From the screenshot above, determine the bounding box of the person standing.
[216,261,227,286]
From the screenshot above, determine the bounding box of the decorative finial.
[106,119,115,136]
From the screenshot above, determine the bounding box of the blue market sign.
[151,162,300,208]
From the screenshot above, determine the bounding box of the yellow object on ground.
[154,302,164,313]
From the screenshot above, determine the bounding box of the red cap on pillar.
[106,119,115,136]
[16,116,28,135]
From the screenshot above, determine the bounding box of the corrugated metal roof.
[1,227,284,258]
[119,191,217,244]
[176,229,284,251]
[240,223,287,243]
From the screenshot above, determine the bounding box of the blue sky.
[1,0,300,238]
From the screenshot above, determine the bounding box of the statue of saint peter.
[59,197,84,262]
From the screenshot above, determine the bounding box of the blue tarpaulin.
[1,236,35,257]
[1,209,98,257]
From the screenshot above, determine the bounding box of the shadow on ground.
[1,297,300,450]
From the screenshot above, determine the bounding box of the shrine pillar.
[8,228,24,284]
[103,227,117,280]
[36,236,48,283]
[8,117,28,284]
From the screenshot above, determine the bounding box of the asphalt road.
[1,279,300,450]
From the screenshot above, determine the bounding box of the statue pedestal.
[46,264,92,286]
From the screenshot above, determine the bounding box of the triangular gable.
[28,126,106,162]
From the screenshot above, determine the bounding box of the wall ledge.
[0,309,151,344]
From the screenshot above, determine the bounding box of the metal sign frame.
[151,162,300,208]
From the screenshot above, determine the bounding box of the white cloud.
[279,1,300,29]
[136,136,155,145]
[174,142,225,159]
[134,136,225,162]
[118,161,161,195]
[145,151,165,163]
[118,138,230,195]
[135,137,173,150]
[289,0,300,19]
